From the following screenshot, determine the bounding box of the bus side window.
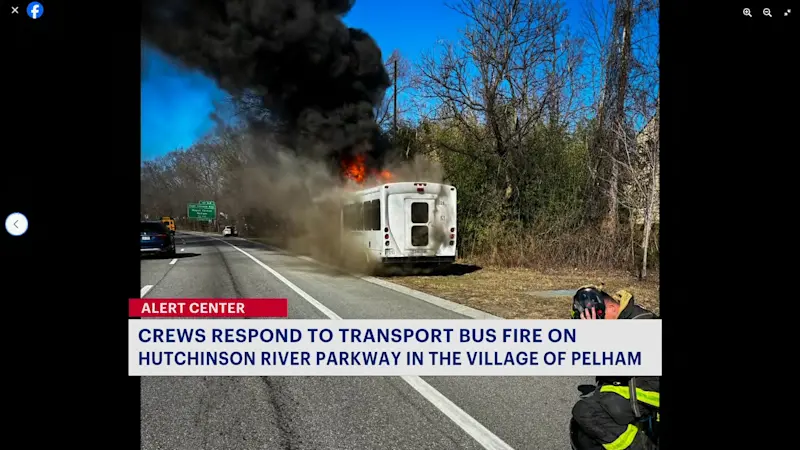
[364,200,376,231]
[371,199,381,230]
[361,202,369,231]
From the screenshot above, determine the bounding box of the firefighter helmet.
[571,285,607,319]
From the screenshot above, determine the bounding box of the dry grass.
[380,262,659,319]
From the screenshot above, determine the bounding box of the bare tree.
[375,50,416,132]
[581,0,614,115]
[636,109,659,279]
[581,0,658,238]
[597,97,659,279]
[589,0,634,236]
[416,0,582,206]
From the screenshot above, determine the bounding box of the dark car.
[141,221,176,257]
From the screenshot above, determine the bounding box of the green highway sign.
[188,201,217,220]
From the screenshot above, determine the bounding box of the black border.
[118,5,144,448]
[3,2,140,448]
[663,2,793,445]
[660,2,683,445]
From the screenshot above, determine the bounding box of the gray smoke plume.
[141,0,392,173]
[142,1,450,272]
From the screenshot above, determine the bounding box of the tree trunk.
[602,153,620,235]
[600,0,633,237]
[639,219,651,279]
[629,210,636,271]
[639,161,658,279]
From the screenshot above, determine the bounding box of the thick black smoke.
[141,0,391,171]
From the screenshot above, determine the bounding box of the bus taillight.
[384,227,388,232]
[384,234,389,239]
[450,234,455,239]
[449,240,455,246]
[385,241,390,247]
[450,227,455,232]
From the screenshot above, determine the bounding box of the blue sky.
[141,0,651,161]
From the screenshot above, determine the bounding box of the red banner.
[129,298,288,318]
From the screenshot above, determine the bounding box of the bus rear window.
[411,226,428,246]
[411,202,428,223]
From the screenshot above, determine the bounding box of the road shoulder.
[185,231,500,320]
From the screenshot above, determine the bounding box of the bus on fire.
[340,182,458,267]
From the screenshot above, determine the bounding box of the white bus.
[340,182,457,266]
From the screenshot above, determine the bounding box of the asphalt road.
[140,232,591,450]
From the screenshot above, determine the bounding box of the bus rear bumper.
[380,256,456,265]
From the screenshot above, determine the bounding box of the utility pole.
[393,58,398,136]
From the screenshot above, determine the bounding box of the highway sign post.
[188,201,217,221]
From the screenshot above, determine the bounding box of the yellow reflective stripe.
[599,385,660,408]
[656,412,660,422]
[602,424,639,450]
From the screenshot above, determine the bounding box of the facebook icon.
[27,2,43,19]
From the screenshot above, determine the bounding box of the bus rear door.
[404,198,438,256]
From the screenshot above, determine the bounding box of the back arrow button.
[5,213,28,236]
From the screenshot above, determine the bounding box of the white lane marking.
[169,258,178,265]
[213,238,514,450]
[219,240,340,319]
[400,376,513,450]
[140,285,153,298]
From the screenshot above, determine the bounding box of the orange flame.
[341,154,394,185]
[341,154,368,184]
[377,170,393,182]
